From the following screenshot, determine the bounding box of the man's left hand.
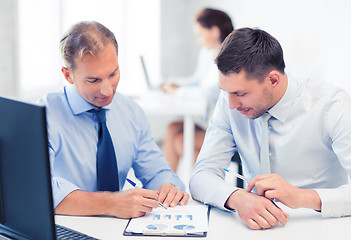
[156,183,189,208]
[247,174,321,210]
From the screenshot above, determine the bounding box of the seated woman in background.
[161,8,234,172]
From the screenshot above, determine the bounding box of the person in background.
[161,8,234,172]
[40,21,189,219]
[190,27,351,230]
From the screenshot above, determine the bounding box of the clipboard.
[123,205,210,237]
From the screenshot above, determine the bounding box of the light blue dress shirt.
[40,85,185,208]
[190,77,351,217]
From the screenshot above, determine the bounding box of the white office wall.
[3,1,350,99]
[0,0,17,97]
[161,0,351,93]
[17,0,62,101]
[120,0,161,95]
[0,0,160,101]
[229,0,351,93]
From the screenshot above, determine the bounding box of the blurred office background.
[1,0,351,141]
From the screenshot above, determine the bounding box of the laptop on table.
[0,96,97,240]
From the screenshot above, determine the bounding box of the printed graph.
[150,213,195,231]
[125,205,209,235]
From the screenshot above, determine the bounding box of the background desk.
[135,91,207,184]
[55,201,350,240]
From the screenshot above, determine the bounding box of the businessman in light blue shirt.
[190,27,351,230]
[40,21,188,219]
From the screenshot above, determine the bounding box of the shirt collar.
[267,76,297,123]
[65,84,112,115]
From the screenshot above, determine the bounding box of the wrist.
[297,188,321,211]
[55,190,115,216]
[224,189,246,210]
[99,191,119,216]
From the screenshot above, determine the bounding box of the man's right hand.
[224,189,289,230]
[108,188,160,218]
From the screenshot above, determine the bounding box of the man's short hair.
[60,21,118,71]
[215,27,285,81]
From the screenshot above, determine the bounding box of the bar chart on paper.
[147,213,195,231]
[124,204,209,236]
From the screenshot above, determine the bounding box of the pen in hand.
[223,168,251,183]
[126,178,167,209]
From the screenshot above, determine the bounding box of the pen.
[223,168,251,183]
[126,178,167,209]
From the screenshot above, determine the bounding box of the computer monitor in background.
[140,55,154,90]
[0,96,96,240]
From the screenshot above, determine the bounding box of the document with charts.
[123,204,209,237]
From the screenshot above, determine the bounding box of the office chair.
[231,152,243,188]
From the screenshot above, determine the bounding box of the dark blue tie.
[90,109,119,191]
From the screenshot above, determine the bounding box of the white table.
[134,91,207,182]
[55,201,351,240]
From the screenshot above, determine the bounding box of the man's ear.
[61,67,74,84]
[267,70,281,87]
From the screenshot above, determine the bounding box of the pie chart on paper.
[173,225,196,230]
[146,224,167,231]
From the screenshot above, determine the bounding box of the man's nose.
[228,94,240,110]
[100,80,113,96]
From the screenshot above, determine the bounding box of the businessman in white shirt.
[190,27,351,230]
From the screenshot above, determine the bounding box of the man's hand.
[156,183,189,208]
[225,189,289,230]
[247,174,321,210]
[108,188,161,218]
[55,185,189,219]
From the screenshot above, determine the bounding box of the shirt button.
[269,153,272,157]
[268,125,272,129]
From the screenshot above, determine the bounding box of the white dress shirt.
[190,76,351,217]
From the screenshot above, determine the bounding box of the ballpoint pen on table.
[126,178,167,209]
[223,168,251,183]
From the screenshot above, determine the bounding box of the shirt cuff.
[189,170,238,212]
[52,177,80,208]
[210,184,239,211]
[314,188,344,217]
